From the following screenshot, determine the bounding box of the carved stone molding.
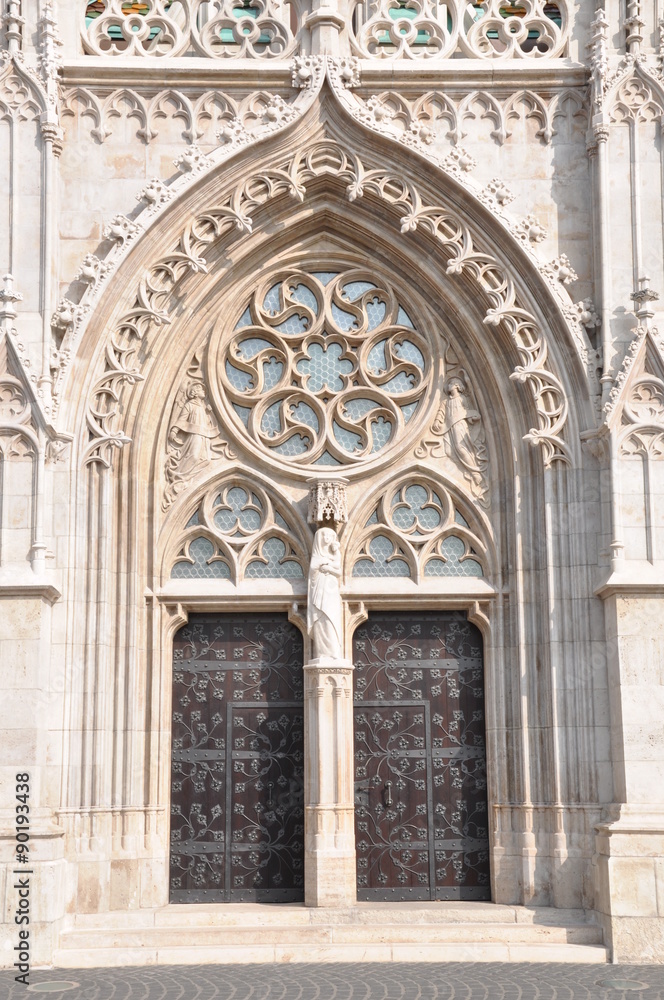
[61,87,301,146]
[353,87,588,148]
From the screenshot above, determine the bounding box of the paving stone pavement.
[2,964,664,1000]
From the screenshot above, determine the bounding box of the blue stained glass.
[392,485,441,534]
[235,306,252,329]
[245,537,304,579]
[401,402,418,423]
[297,343,354,392]
[185,509,200,527]
[331,302,358,331]
[352,535,411,578]
[290,401,319,431]
[366,298,387,330]
[382,372,416,393]
[273,434,310,456]
[262,358,283,390]
[370,416,392,452]
[424,535,483,577]
[261,402,282,437]
[367,340,387,374]
[455,510,470,528]
[310,271,338,285]
[397,306,414,328]
[342,280,377,300]
[274,511,289,529]
[213,487,262,534]
[274,312,309,335]
[289,283,319,313]
[233,404,251,427]
[365,509,379,526]
[333,421,363,454]
[315,451,342,466]
[171,537,231,580]
[343,398,378,420]
[263,283,281,313]
[394,339,425,370]
[237,337,273,359]
[226,361,253,392]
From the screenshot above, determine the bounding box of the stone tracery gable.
[80,133,572,471]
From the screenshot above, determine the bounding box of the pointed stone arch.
[58,86,594,476]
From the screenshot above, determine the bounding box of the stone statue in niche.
[439,375,488,503]
[164,380,230,508]
[307,527,343,661]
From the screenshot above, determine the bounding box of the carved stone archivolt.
[79,128,573,471]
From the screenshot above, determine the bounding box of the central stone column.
[303,480,356,907]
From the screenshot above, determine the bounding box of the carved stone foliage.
[211,267,432,469]
[355,88,587,147]
[346,474,488,583]
[168,478,309,582]
[82,0,298,59]
[415,372,489,507]
[61,86,299,146]
[164,355,235,509]
[83,137,571,469]
[351,0,569,61]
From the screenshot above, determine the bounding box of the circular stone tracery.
[212,268,433,468]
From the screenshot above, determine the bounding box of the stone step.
[52,940,608,968]
[68,902,596,929]
[53,903,608,967]
[58,921,603,950]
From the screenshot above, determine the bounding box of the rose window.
[217,269,432,467]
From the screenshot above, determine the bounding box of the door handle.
[267,781,274,808]
[384,780,393,807]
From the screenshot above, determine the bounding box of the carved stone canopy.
[307,479,348,530]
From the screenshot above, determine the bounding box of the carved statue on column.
[307,527,343,661]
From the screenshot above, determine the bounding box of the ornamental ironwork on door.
[353,611,490,901]
[169,613,304,903]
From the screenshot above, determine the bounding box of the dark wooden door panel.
[353,611,490,901]
[170,613,304,903]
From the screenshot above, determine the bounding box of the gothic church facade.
[1,0,664,968]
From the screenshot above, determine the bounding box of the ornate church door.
[169,613,305,902]
[353,611,490,900]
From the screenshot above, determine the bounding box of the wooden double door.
[169,610,489,903]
